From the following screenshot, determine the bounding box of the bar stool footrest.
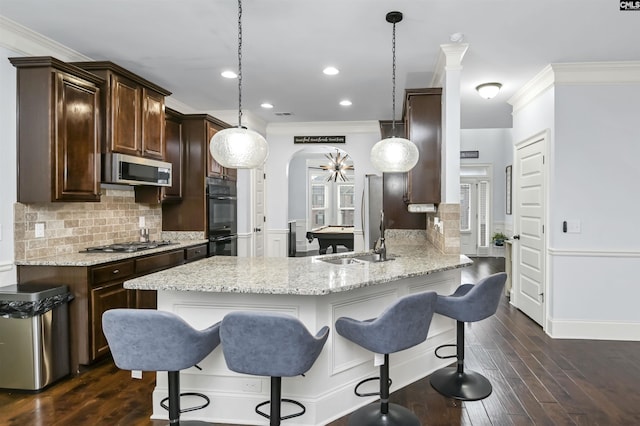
[354,376,393,397]
[434,343,457,359]
[160,392,210,414]
[256,398,306,421]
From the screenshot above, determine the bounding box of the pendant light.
[210,0,268,169]
[370,11,419,173]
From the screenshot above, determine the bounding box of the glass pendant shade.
[210,127,269,169]
[370,136,419,173]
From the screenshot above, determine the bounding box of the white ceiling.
[1,0,638,129]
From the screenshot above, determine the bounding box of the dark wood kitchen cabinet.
[162,114,231,232]
[72,61,171,160]
[404,88,442,204]
[134,107,185,204]
[17,246,194,373]
[380,88,441,229]
[207,121,237,180]
[10,57,103,203]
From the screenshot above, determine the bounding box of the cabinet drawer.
[185,244,207,262]
[92,260,135,285]
[135,249,184,275]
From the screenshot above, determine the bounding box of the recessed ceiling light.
[339,100,352,106]
[261,103,274,109]
[323,66,339,76]
[450,32,465,43]
[221,70,237,79]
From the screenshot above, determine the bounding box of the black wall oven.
[207,177,238,256]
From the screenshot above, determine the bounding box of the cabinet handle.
[194,250,201,254]
[112,269,120,274]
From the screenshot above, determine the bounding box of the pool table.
[306,225,354,254]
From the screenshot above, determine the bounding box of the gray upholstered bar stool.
[335,291,438,426]
[102,309,221,425]
[220,311,329,426]
[429,272,507,401]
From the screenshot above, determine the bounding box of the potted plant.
[492,232,509,246]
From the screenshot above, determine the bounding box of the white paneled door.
[513,132,547,326]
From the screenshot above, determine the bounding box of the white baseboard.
[547,318,640,341]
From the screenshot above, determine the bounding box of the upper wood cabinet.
[72,61,171,160]
[162,114,230,232]
[206,122,237,180]
[162,107,185,202]
[10,56,103,203]
[403,88,442,204]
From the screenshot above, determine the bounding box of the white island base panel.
[150,270,460,425]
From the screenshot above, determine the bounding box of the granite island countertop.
[124,242,472,296]
[14,240,208,267]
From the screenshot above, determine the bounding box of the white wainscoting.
[266,228,289,258]
[153,269,460,425]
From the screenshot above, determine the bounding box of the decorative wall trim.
[266,229,288,257]
[431,43,469,86]
[508,61,640,114]
[0,15,90,60]
[548,248,640,258]
[0,261,14,272]
[547,317,640,341]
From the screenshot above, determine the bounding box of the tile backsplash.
[14,187,161,261]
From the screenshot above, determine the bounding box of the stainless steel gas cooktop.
[81,241,175,253]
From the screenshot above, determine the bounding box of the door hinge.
[263,216,266,222]
[539,293,544,302]
[543,155,545,165]
[542,225,545,233]
[263,173,266,179]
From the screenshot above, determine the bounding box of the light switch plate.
[139,216,145,228]
[567,220,581,233]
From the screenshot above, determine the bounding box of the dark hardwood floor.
[3,256,640,425]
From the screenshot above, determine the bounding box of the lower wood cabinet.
[91,281,132,360]
[17,244,205,374]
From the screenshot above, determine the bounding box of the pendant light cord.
[237,0,243,128]
[391,20,397,136]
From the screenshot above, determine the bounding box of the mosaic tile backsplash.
[14,187,161,261]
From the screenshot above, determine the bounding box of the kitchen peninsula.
[124,232,471,425]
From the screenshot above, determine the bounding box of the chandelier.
[320,149,354,182]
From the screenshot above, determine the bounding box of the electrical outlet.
[131,370,142,379]
[35,222,45,238]
[241,379,262,393]
[139,216,145,228]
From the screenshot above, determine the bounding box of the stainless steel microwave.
[103,153,172,187]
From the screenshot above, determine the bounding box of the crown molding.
[0,15,90,60]
[508,61,640,114]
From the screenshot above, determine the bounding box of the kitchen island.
[125,234,471,425]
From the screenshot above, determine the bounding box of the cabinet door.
[142,88,165,160]
[207,122,224,177]
[406,91,441,204]
[163,111,183,202]
[90,282,131,361]
[111,74,141,155]
[54,73,101,202]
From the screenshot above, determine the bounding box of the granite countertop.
[124,241,472,296]
[14,240,208,267]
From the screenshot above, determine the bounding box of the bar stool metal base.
[429,367,493,401]
[347,402,421,426]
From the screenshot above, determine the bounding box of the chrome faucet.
[374,210,386,261]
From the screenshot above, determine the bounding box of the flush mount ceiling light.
[210,0,268,169]
[320,149,354,182]
[476,82,502,99]
[339,99,352,106]
[261,102,274,109]
[221,70,237,79]
[370,11,419,173]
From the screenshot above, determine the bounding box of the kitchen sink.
[319,252,393,265]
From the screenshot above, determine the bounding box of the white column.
[432,43,468,204]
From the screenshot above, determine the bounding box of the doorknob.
[512,235,520,240]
